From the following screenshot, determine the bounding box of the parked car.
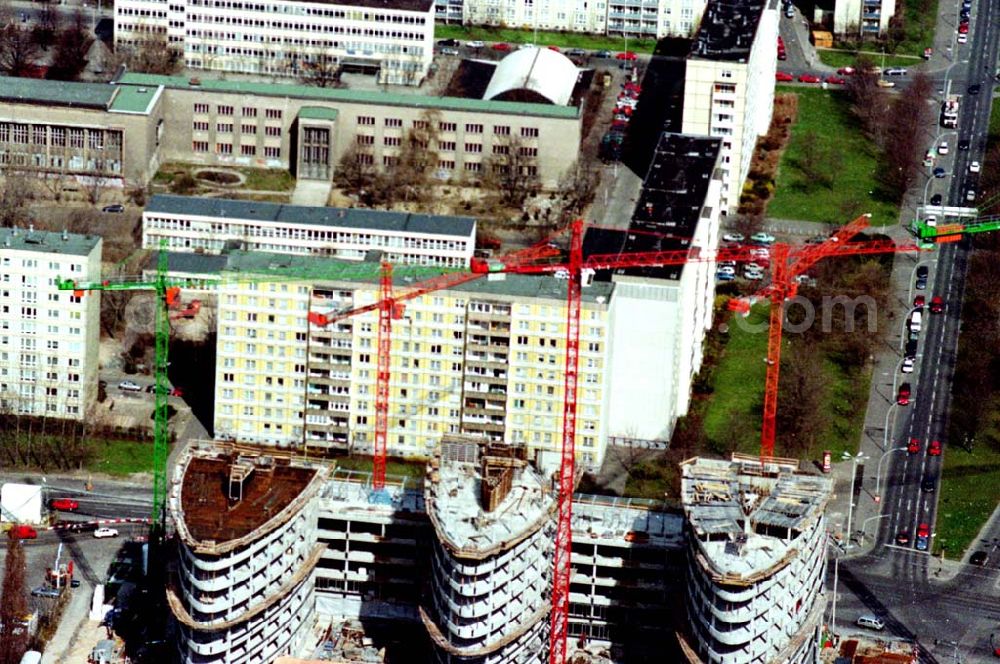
[50,498,79,511]
[915,265,929,290]
[938,141,949,155]
[905,339,918,360]
[466,40,485,48]
[716,271,735,282]
[101,204,125,213]
[717,266,736,276]
[492,42,512,51]
[877,79,896,88]
[564,48,586,56]
[750,232,775,244]
[928,440,942,456]
[969,161,981,173]
[32,586,61,599]
[436,38,459,47]
[856,615,885,631]
[776,71,794,82]
[594,49,613,58]
[9,525,37,540]
[969,551,989,566]
[929,296,944,313]
[958,22,969,33]
[118,380,141,392]
[824,75,846,85]
[722,232,745,242]
[958,32,967,43]
[837,66,856,75]
[913,295,925,309]
[884,67,908,76]
[93,527,119,539]
[933,167,947,178]
[438,47,459,55]
[908,437,921,454]
[902,357,915,373]
[930,194,943,205]
[797,73,821,83]
[921,477,936,492]
[615,51,638,61]
[517,42,535,50]
[897,382,911,405]
[744,269,764,280]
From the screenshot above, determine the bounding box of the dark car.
[905,339,918,360]
[930,194,943,205]
[921,477,937,492]
[968,84,981,95]
[594,49,613,58]
[436,38,459,47]
[970,551,989,566]
[958,139,970,150]
[915,265,929,290]
[933,167,947,178]
[896,530,911,545]
[101,204,125,213]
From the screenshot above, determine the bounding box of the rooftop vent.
[137,87,148,93]
[189,77,201,87]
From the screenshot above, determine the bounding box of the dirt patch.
[193,168,245,187]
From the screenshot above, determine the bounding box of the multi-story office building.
[115,0,435,85]
[834,0,895,37]
[679,454,831,664]
[0,229,102,421]
[168,445,330,663]
[143,194,477,267]
[444,0,706,39]
[682,0,778,213]
[422,439,554,663]
[0,74,582,191]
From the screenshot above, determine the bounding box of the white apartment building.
[422,439,553,664]
[168,446,330,663]
[0,229,101,421]
[445,0,706,39]
[115,0,435,85]
[680,454,831,664]
[682,0,778,213]
[143,194,477,268]
[834,0,896,38]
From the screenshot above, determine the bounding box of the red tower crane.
[308,214,918,662]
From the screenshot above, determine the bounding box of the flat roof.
[117,73,581,120]
[0,77,115,110]
[298,106,340,121]
[281,0,432,9]
[690,0,774,63]
[146,194,476,238]
[144,251,229,276]
[0,229,101,257]
[108,84,161,114]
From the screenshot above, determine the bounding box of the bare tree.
[879,72,933,201]
[0,169,35,228]
[483,134,541,206]
[299,56,342,88]
[32,4,60,46]
[0,21,42,77]
[84,175,110,206]
[555,160,599,222]
[381,110,440,206]
[0,540,29,664]
[123,30,182,75]
[334,142,378,201]
[49,9,94,81]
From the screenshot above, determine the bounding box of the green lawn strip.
[817,50,922,69]
[933,421,1000,558]
[769,87,900,226]
[896,0,939,57]
[817,359,871,459]
[238,167,296,192]
[434,24,656,53]
[333,455,427,481]
[989,97,1000,144]
[85,439,158,477]
[702,305,769,454]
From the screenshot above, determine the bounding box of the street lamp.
[859,513,890,545]
[842,451,870,548]
[875,446,906,500]
[891,355,907,399]
[882,400,899,453]
[827,535,845,638]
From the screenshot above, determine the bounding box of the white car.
[717,266,736,276]
[924,215,938,227]
[938,141,949,155]
[750,232,776,244]
[958,32,968,43]
[744,269,764,280]
[901,358,915,373]
[749,248,770,259]
[518,42,535,50]
[467,40,485,48]
[93,527,119,538]
[722,232,745,242]
[117,380,141,392]
[969,161,981,173]
[746,262,767,272]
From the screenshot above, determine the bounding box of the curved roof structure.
[483,48,579,106]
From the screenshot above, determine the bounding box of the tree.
[844,56,889,144]
[555,160,599,223]
[0,21,42,77]
[730,213,765,239]
[335,142,378,202]
[123,31,181,75]
[382,111,440,206]
[878,72,932,201]
[32,4,60,47]
[483,134,541,206]
[49,9,94,81]
[299,56,342,88]
[0,539,28,664]
[776,342,829,455]
[0,169,35,228]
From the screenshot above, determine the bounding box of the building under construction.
[169,442,687,663]
[678,454,832,664]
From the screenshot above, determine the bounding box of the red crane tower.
[310,214,918,663]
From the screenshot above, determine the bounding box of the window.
[241,145,256,156]
[193,120,209,131]
[265,126,281,137]
[713,83,736,94]
[464,162,481,173]
[439,122,457,132]
[385,118,403,127]
[357,135,375,146]
[492,145,509,155]
[437,140,456,151]
[518,146,538,157]
[357,116,375,126]
[464,143,482,153]
[266,108,282,120]
[521,127,539,138]
[438,160,455,170]
[494,125,511,136]
[216,123,233,133]
[465,123,483,134]
[383,155,397,167]
[51,127,65,146]
[384,136,401,146]
[720,70,733,79]
[242,107,257,118]
[194,103,209,114]
[264,146,280,158]
[241,124,257,134]
[217,105,234,116]
[216,143,233,155]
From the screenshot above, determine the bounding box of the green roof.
[109,84,161,114]
[1,229,101,257]
[118,73,581,120]
[0,77,115,109]
[298,106,340,121]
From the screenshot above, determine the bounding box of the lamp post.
[859,513,890,545]
[891,355,907,399]
[842,451,869,548]
[875,446,906,500]
[827,535,845,637]
[882,401,899,453]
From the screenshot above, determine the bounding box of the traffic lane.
[0,471,155,501]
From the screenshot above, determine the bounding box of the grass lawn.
[238,167,296,192]
[85,439,158,477]
[933,429,1000,558]
[333,455,427,481]
[768,86,900,226]
[896,0,940,57]
[434,24,656,53]
[817,50,922,69]
[819,360,872,458]
[990,97,1000,143]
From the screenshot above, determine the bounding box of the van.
[19,652,42,664]
[856,615,885,630]
[910,310,922,333]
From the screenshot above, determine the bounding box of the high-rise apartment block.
[115,0,435,85]
[682,0,778,213]
[833,0,896,37]
[0,229,102,421]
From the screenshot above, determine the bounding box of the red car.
[492,42,512,51]
[897,383,911,405]
[825,75,846,85]
[837,66,856,75]
[917,522,930,538]
[908,437,920,454]
[798,73,822,83]
[776,71,794,81]
[958,23,969,33]
[928,440,942,456]
[913,294,925,308]
[50,498,79,511]
[896,530,910,545]
[9,525,37,540]
[929,296,944,313]
[547,45,560,52]
[616,51,638,61]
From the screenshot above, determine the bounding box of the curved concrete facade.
[680,454,831,664]
[168,448,329,663]
[422,440,555,664]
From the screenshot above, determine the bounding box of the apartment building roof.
[298,0,434,10]
[116,73,582,119]
[146,194,476,237]
[680,453,831,581]
[690,0,773,63]
[0,77,159,114]
[583,133,721,281]
[0,228,101,257]
[572,494,685,549]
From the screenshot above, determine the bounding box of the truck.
[940,95,959,128]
